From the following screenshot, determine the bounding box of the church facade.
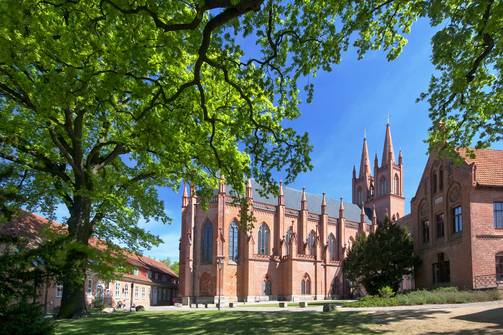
[179,124,404,304]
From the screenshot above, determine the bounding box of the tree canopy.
[343,218,419,295]
[0,0,500,318]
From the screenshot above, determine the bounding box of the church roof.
[250,180,371,224]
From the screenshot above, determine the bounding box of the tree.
[343,218,419,295]
[0,0,499,318]
[160,257,179,275]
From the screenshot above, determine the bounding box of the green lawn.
[55,310,378,335]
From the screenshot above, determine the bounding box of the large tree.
[0,0,500,318]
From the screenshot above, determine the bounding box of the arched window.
[432,171,438,194]
[357,186,362,205]
[328,233,336,261]
[307,230,316,256]
[394,174,400,195]
[379,176,386,196]
[201,220,213,264]
[439,168,444,191]
[301,274,311,295]
[258,223,270,255]
[229,220,239,262]
[285,228,292,256]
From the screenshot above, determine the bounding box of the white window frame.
[86,279,93,295]
[141,286,146,299]
[115,283,121,298]
[134,286,139,299]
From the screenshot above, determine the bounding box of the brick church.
[179,123,405,304]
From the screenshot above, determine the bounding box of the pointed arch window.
[328,233,336,261]
[201,220,213,264]
[394,174,400,195]
[379,176,386,196]
[301,274,311,295]
[229,220,239,262]
[432,171,438,194]
[258,223,270,255]
[357,186,363,206]
[307,230,316,256]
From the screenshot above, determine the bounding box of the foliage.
[343,217,419,295]
[1,0,500,318]
[0,302,54,335]
[160,257,179,275]
[342,287,501,307]
[377,286,394,299]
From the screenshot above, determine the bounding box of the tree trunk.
[57,248,88,319]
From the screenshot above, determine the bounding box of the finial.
[364,128,366,139]
[339,197,344,211]
[279,179,284,196]
[387,112,390,125]
[301,187,307,202]
[183,182,188,198]
[321,192,327,207]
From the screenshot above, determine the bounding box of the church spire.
[381,122,395,165]
[359,136,371,178]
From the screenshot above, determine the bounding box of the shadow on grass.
[54,308,475,335]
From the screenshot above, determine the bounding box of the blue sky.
[143,18,438,262]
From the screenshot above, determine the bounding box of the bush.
[135,305,145,312]
[0,302,54,335]
[378,286,394,298]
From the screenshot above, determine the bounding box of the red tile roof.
[1,211,178,278]
[460,148,503,187]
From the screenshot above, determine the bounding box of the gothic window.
[494,202,503,229]
[328,233,336,261]
[307,230,316,256]
[379,176,386,196]
[229,220,239,262]
[436,214,445,239]
[301,274,311,295]
[394,174,400,195]
[258,223,270,255]
[201,220,213,264]
[496,253,503,281]
[432,171,438,194]
[357,186,362,205]
[422,219,430,244]
[453,206,462,233]
[285,228,292,256]
[439,168,444,191]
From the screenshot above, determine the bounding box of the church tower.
[352,122,404,224]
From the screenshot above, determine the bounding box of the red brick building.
[402,149,503,290]
[1,212,178,313]
[179,124,404,304]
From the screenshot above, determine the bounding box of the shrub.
[135,305,145,312]
[378,286,394,298]
[0,302,54,335]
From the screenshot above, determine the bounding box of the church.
[178,123,404,304]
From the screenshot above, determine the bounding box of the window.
[379,177,386,196]
[258,223,270,255]
[133,268,139,276]
[453,206,462,233]
[494,202,503,228]
[56,284,63,298]
[357,187,362,206]
[141,287,146,299]
[262,279,272,296]
[124,283,129,297]
[436,214,444,239]
[307,231,316,256]
[439,168,444,191]
[301,274,311,295]
[134,286,139,299]
[432,172,437,193]
[496,253,503,281]
[115,283,121,298]
[394,174,400,195]
[148,271,153,279]
[87,279,93,295]
[285,229,292,256]
[328,233,336,261]
[229,220,239,262]
[432,253,450,284]
[201,220,213,264]
[422,220,430,243]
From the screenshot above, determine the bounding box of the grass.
[342,287,501,308]
[54,310,378,335]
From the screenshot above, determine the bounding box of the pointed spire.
[371,204,377,231]
[301,187,307,210]
[399,149,403,165]
[339,197,344,218]
[321,192,327,207]
[278,180,284,206]
[360,202,366,235]
[374,152,379,166]
[352,165,356,179]
[359,137,371,178]
[182,182,189,207]
[246,178,253,199]
[382,123,395,164]
[219,175,226,194]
